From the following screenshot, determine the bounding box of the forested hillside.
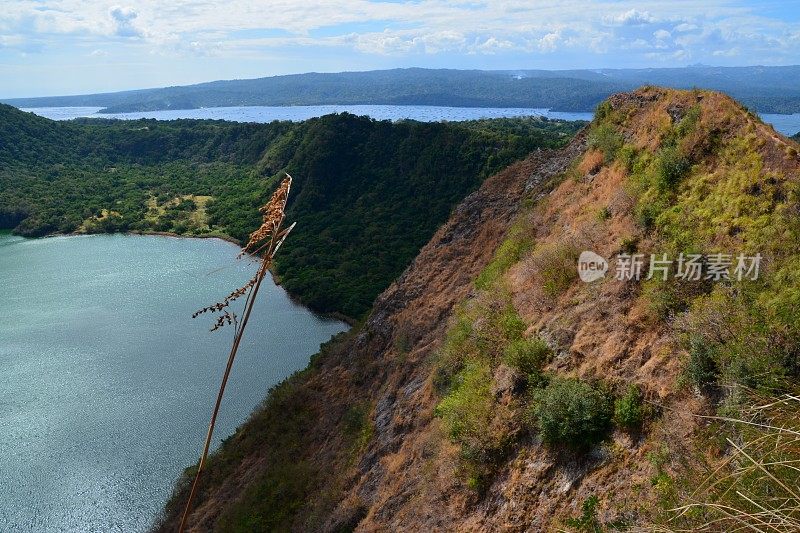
[0,105,581,318]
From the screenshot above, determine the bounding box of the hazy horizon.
[5,63,800,101]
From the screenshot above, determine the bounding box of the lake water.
[23,104,593,124]
[22,105,800,136]
[0,233,347,532]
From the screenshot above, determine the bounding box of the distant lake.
[23,104,594,124]
[22,105,800,136]
[0,233,347,532]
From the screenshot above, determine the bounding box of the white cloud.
[674,22,699,32]
[537,32,560,52]
[0,0,796,67]
[607,9,656,26]
[109,6,143,38]
[472,36,514,54]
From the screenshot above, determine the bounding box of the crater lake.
[0,232,347,532]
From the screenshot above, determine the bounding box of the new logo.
[577,251,608,282]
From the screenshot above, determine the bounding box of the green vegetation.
[503,337,551,386]
[531,378,614,450]
[342,403,375,453]
[586,89,800,529]
[654,145,691,191]
[434,362,502,466]
[433,286,535,487]
[434,290,528,393]
[0,104,581,319]
[565,495,603,532]
[590,91,800,397]
[474,222,534,290]
[588,123,623,162]
[528,242,580,297]
[613,384,648,432]
[564,495,629,532]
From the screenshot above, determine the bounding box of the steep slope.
[157,86,800,531]
[155,127,587,532]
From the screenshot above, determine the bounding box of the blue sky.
[1,1,798,98]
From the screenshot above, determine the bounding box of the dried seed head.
[240,175,292,258]
[193,174,294,331]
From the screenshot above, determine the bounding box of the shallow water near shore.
[0,233,347,531]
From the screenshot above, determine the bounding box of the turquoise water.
[21,105,800,136]
[0,233,347,531]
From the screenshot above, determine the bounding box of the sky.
[1,1,799,98]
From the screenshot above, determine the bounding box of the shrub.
[617,143,637,171]
[565,495,602,532]
[497,305,526,341]
[527,242,580,298]
[620,236,639,254]
[656,146,691,191]
[686,336,718,391]
[342,403,374,451]
[503,337,551,381]
[435,362,494,450]
[614,384,648,432]
[531,378,614,449]
[634,200,662,231]
[589,124,624,163]
[640,279,684,321]
[595,100,613,121]
[435,361,514,481]
[434,296,529,392]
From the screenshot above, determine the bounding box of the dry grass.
[578,149,605,175]
[179,175,295,532]
[659,389,800,533]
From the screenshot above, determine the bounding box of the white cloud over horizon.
[0,0,798,97]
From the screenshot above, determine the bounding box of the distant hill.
[5,66,800,114]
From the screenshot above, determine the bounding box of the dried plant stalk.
[179,175,295,532]
[658,388,800,533]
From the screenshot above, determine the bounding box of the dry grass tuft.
[179,175,295,532]
[660,389,800,532]
[578,149,605,175]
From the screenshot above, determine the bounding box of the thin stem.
[178,176,293,531]
[179,249,277,531]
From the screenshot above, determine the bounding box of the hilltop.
[156,87,800,531]
[4,65,800,114]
